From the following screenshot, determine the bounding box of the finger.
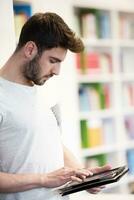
[81,175,86,180]
[89,190,100,194]
[87,187,102,194]
[76,169,93,177]
[71,176,83,183]
[89,164,112,174]
[99,185,106,189]
[78,174,89,181]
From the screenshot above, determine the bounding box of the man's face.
[23,47,67,85]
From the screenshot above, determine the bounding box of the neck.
[0,51,33,86]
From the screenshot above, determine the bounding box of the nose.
[52,64,61,75]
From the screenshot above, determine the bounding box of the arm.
[63,144,112,194]
[63,144,84,169]
[0,168,76,193]
[0,145,94,193]
[63,144,111,172]
[0,172,41,193]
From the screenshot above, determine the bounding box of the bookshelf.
[73,0,134,194]
[0,0,15,66]
[13,0,32,42]
[4,0,134,196]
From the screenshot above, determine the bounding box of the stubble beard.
[22,55,45,86]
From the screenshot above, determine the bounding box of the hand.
[40,167,75,188]
[40,167,93,188]
[70,168,93,183]
[86,164,112,194]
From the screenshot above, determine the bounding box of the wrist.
[38,174,48,187]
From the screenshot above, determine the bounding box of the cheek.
[41,61,53,72]
[39,64,51,75]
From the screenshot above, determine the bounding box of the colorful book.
[80,120,89,148]
[87,52,100,74]
[87,119,103,147]
[127,150,134,174]
[85,154,107,168]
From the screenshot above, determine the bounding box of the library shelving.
[13,0,32,42]
[73,1,134,194]
[9,0,134,196]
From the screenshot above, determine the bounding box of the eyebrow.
[49,56,62,62]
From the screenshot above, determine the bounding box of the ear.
[24,41,38,60]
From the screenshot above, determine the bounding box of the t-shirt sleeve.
[0,113,3,125]
[0,106,5,126]
[51,103,61,128]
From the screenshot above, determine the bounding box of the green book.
[93,83,105,109]
[80,120,89,148]
[87,154,107,167]
[97,154,107,166]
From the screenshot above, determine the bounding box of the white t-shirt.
[0,77,69,200]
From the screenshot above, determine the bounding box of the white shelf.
[82,38,113,47]
[79,109,115,119]
[81,141,134,157]
[118,40,134,48]
[122,107,134,115]
[13,0,32,3]
[73,0,134,11]
[81,144,118,157]
[120,74,134,82]
[125,141,134,150]
[82,39,134,48]
[78,74,114,83]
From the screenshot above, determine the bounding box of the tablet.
[59,165,129,196]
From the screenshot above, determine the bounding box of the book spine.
[80,120,89,148]
[87,119,103,147]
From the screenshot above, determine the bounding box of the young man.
[0,12,111,200]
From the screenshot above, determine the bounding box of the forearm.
[0,167,77,193]
[63,145,84,169]
[0,172,42,193]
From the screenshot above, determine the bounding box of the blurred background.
[0,0,134,197]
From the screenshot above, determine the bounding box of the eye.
[50,59,57,64]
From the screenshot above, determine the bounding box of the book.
[123,83,134,107]
[85,154,107,168]
[13,3,32,41]
[99,11,111,38]
[14,13,28,41]
[121,48,134,73]
[81,13,97,38]
[79,85,90,111]
[102,119,115,144]
[87,52,100,74]
[80,120,89,148]
[127,150,134,174]
[125,116,134,139]
[99,53,112,73]
[87,119,103,147]
[119,13,134,39]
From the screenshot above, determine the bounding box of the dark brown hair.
[16,12,84,53]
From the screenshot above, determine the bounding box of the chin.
[32,77,46,85]
[39,80,47,85]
